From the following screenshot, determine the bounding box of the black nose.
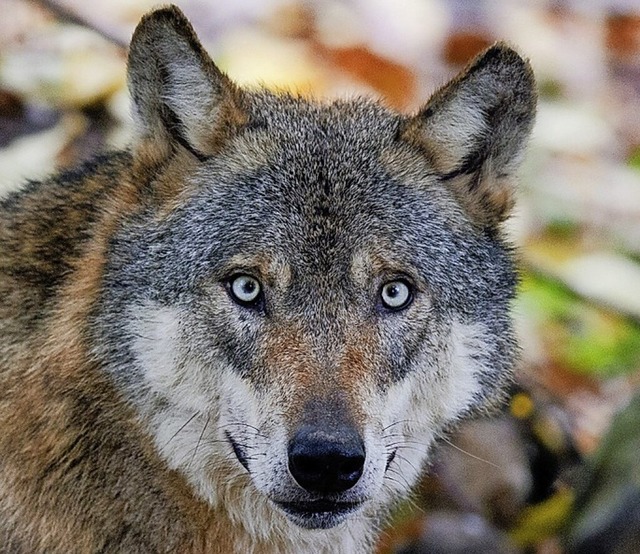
[287,425,365,494]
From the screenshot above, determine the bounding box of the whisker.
[190,414,210,467]
[385,443,424,454]
[163,412,200,448]
[221,422,268,438]
[203,439,267,454]
[439,436,501,469]
[384,471,413,492]
[386,437,430,445]
[380,419,415,432]
[393,451,421,474]
[382,480,426,516]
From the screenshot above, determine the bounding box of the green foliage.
[628,147,640,172]
[518,273,640,376]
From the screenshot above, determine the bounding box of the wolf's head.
[96,6,535,538]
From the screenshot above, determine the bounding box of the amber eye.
[380,280,412,310]
[229,275,262,306]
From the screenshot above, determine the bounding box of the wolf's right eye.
[229,275,263,308]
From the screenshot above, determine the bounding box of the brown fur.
[0,156,211,552]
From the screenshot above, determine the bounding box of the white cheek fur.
[127,303,225,504]
[128,304,213,411]
[374,320,486,499]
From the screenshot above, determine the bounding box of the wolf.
[0,5,536,553]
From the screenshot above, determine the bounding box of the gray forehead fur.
[107,92,515,311]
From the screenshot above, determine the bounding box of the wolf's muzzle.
[287,424,365,494]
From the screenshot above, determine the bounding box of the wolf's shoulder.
[0,150,132,335]
[1,150,131,214]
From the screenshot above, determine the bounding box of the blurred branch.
[30,0,129,49]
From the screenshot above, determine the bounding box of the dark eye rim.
[226,273,265,310]
[379,278,414,312]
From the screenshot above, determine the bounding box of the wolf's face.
[96,8,535,534]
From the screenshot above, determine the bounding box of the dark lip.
[275,499,364,529]
[225,431,249,471]
[277,499,362,515]
[386,449,397,471]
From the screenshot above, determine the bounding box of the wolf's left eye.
[380,280,412,310]
[229,275,263,307]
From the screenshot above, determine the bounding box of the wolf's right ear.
[402,44,536,228]
[127,5,246,159]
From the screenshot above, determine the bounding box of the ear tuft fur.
[127,5,247,159]
[402,43,537,228]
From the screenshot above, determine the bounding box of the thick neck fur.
[0,153,130,336]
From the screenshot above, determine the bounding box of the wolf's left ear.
[127,5,246,158]
[402,44,536,228]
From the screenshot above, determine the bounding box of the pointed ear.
[127,5,247,159]
[402,43,536,228]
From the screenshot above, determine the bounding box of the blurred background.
[1,0,640,552]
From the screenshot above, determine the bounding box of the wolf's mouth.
[225,431,249,471]
[275,500,363,529]
[386,449,397,470]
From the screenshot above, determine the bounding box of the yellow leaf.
[510,488,574,547]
